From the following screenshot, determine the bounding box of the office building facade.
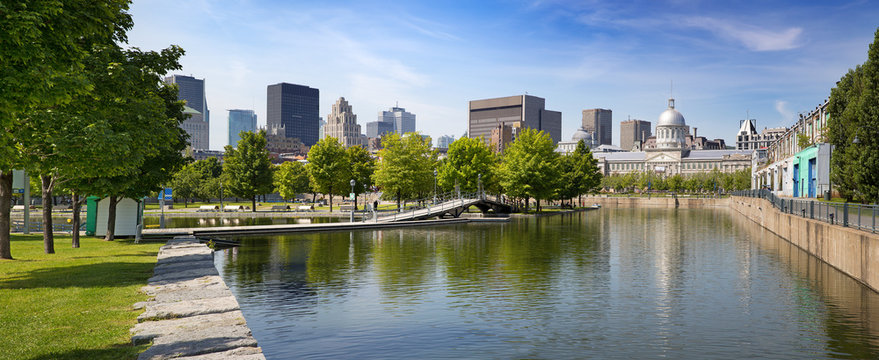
[325,97,365,147]
[266,83,320,146]
[437,135,455,149]
[620,119,652,151]
[379,106,416,134]
[227,109,257,148]
[468,95,562,145]
[165,75,210,150]
[582,108,612,146]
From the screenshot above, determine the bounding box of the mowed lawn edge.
[0,234,163,360]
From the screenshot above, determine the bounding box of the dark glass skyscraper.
[266,83,319,146]
[165,74,210,149]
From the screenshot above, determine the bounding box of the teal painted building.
[792,143,831,198]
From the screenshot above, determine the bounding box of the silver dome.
[571,127,592,141]
[657,98,686,127]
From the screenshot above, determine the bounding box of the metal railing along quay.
[732,190,878,233]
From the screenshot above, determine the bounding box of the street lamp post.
[433,169,438,205]
[350,179,355,222]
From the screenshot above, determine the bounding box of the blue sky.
[127,0,879,150]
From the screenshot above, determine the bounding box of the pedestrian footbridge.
[373,192,511,222]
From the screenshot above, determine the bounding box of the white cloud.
[775,100,795,125]
[685,17,803,51]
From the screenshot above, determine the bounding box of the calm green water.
[215,208,879,359]
[142,216,339,228]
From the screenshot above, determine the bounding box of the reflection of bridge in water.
[373,192,512,222]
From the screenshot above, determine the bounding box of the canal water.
[215,208,879,359]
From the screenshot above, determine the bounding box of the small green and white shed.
[85,197,144,237]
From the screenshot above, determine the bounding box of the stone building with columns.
[591,97,751,176]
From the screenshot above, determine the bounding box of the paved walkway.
[131,236,265,360]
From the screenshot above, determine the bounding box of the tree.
[438,136,498,194]
[170,162,200,207]
[828,27,879,203]
[558,140,602,205]
[0,0,133,259]
[192,158,223,201]
[499,128,560,211]
[347,146,376,210]
[306,137,350,212]
[223,130,275,211]
[274,161,310,201]
[373,133,437,209]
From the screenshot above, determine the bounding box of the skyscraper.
[468,95,561,145]
[325,97,365,147]
[582,108,612,146]
[227,109,257,148]
[165,75,210,150]
[620,119,652,151]
[437,135,455,149]
[379,106,416,134]
[266,83,320,146]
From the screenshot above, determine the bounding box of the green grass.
[0,235,163,360]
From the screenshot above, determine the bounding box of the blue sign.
[14,189,24,194]
[163,188,173,200]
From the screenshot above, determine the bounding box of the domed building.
[655,98,688,150]
[555,126,602,154]
[584,96,752,179]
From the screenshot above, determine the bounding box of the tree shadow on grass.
[27,342,148,360]
[0,261,157,290]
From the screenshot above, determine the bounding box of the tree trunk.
[0,171,13,260]
[105,195,117,241]
[329,191,333,212]
[251,196,256,212]
[396,190,401,212]
[354,193,358,211]
[312,192,317,203]
[40,175,54,254]
[536,198,541,212]
[72,193,82,248]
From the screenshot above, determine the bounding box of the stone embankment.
[731,196,879,293]
[131,236,265,360]
[587,195,728,208]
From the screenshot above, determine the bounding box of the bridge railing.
[731,190,878,233]
[371,191,484,222]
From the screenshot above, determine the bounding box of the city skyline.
[127,1,879,150]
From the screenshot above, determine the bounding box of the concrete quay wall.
[587,196,729,208]
[730,196,879,293]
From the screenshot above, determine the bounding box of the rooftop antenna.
[395,100,398,108]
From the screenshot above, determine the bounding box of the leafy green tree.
[0,0,133,259]
[306,137,350,211]
[499,128,560,211]
[667,174,684,193]
[438,137,497,194]
[223,130,275,211]
[170,162,201,207]
[275,161,311,201]
[558,140,602,206]
[828,27,879,203]
[192,158,223,200]
[373,133,437,209]
[348,145,376,209]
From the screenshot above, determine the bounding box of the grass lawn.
[0,235,163,360]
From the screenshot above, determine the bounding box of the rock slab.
[133,236,265,360]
